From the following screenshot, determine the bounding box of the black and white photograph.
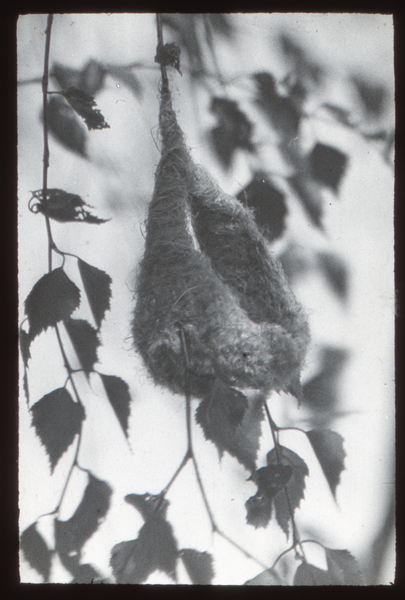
[17,13,395,585]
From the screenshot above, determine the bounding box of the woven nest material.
[133,87,309,399]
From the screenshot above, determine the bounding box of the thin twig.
[264,399,308,561]
[156,14,169,92]
[42,14,54,273]
[177,326,271,570]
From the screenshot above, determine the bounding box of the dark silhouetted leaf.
[61,87,109,130]
[55,473,112,574]
[245,568,283,585]
[246,458,295,529]
[210,97,254,168]
[317,251,349,301]
[29,188,108,224]
[352,77,387,119]
[237,174,287,242]
[77,259,112,328]
[286,375,304,404]
[289,173,323,229]
[155,42,181,74]
[253,463,294,496]
[71,563,101,584]
[307,429,346,497]
[52,60,106,97]
[254,72,301,137]
[19,327,31,367]
[20,523,52,582]
[52,62,82,91]
[111,497,178,583]
[46,95,87,156]
[23,371,30,403]
[279,243,310,282]
[79,60,106,96]
[25,268,81,342]
[269,446,308,536]
[325,548,364,585]
[161,14,204,76]
[293,562,331,585]
[302,346,348,411]
[125,493,168,520]
[31,388,85,472]
[65,319,99,372]
[100,374,131,437]
[107,65,143,98]
[309,143,348,192]
[196,381,263,472]
[180,549,214,584]
[245,492,273,528]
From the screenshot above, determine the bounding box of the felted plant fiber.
[133,87,309,398]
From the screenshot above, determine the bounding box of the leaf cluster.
[110,494,215,584]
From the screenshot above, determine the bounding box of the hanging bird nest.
[133,83,309,399]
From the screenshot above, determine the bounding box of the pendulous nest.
[133,86,309,399]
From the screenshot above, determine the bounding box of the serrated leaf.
[46,95,87,157]
[125,493,168,520]
[210,97,254,169]
[246,462,293,529]
[237,174,287,242]
[61,87,109,130]
[293,562,331,585]
[180,549,215,585]
[77,259,112,329]
[100,374,131,437]
[20,523,52,582]
[268,446,309,537]
[325,548,364,585]
[254,71,301,137]
[29,188,108,224]
[317,251,349,301]
[289,173,323,229]
[55,473,112,574]
[307,429,346,498]
[111,499,178,584]
[107,65,142,98]
[245,493,273,528]
[302,346,348,411]
[309,143,348,192]
[65,319,99,372]
[25,268,81,342]
[71,563,101,584]
[196,380,262,472]
[31,388,85,472]
[245,568,284,585]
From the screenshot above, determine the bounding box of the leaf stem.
[177,327,271,570]
[156,14,169,92]
[42,14,54,273]
[264,400,308,562]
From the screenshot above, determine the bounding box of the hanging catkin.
[133,85,309,399]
